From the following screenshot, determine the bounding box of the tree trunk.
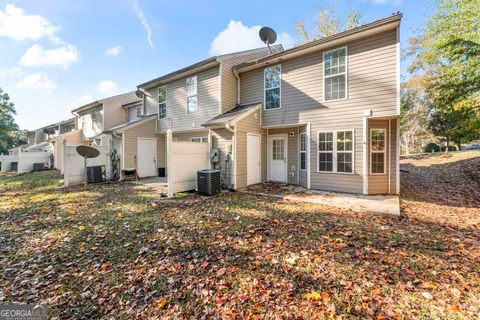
[445,137,450,154]
[457,142,461,151]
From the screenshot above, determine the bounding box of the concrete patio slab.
[243,185,400,216]
[134,177,167,192]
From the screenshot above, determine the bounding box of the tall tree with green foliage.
[295,8,362,44]
[0,87,24,155]
[408,0,480,147]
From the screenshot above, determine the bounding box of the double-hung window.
[190,137,208,143]
[264,65,281,110]
[324,47,347,101]
[158,86,166,119]
[318,130,354,173]
[186,75,197,114]
[300,133,307,171]
[370,129,386,174]
[136,106,142,118]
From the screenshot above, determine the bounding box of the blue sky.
[0,0,435,130]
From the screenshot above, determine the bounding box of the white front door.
[247,134,261,185]
[268,135,287,183]
[137,138,157,178]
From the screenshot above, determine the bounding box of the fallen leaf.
[421,292,433,300]
[450,288,461,298]
[101,263,111,272]
[156,296,170,309]
[372,288,382,297]
[305,291,321,300]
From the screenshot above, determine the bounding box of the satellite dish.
[259,27,277,45]
[259,27,277,54]
[135,89,144,98]
[76,145,100,188]
[76,145,100,158]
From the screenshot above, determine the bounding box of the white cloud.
[132,0,154,48]
[0,4,60,41]
[19,44,79,68]
[105,45,122,57]
[0,67,23,77]
[210,20,294,56]
[97,80,121,97]
[78,94,94,105]
[17,72,57,93]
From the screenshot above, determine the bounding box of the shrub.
[424,142,441,153]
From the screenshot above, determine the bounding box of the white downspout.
[232,69,241,105]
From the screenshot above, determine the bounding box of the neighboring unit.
[0,118,76,174]
[113,46,283,186]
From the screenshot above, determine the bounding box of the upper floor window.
[136,106,142,118]
[318,130,353,173]
[264,65,281,110]
[324,47,347,101]
[158,86,166,119]
[186,75,197,114]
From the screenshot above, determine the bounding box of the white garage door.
[137,138,157,178]
[247,133,261,185]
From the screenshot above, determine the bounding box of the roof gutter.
[137,58,219,90]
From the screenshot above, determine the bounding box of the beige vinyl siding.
[157,134,166,168]
[219,48,276,113]
[172,130,209,142]
[220,61,238,114]
[261,129,268,182]
[123,118,164,170]
[267,128,299,185]
[367,118,398,194]
[103,92,138,130]
[143,66,220,132]
[235,110,262,189]
[298,126,308,187]
[78,105,103,139]
[211,128,233,188]
[239,29,398,193]
[240,30,397,127]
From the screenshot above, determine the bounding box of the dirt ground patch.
[0,155,479,319]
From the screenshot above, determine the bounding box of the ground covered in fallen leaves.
[0,151,479,319]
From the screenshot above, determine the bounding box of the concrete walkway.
[243,185,400,216]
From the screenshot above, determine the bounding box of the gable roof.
[137,46,284,90]
[202,102,261,127]
[234,14,402,73]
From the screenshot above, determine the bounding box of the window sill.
[323,97,348,103]
[264,106,282,111]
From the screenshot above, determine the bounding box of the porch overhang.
[202,103,262,128]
